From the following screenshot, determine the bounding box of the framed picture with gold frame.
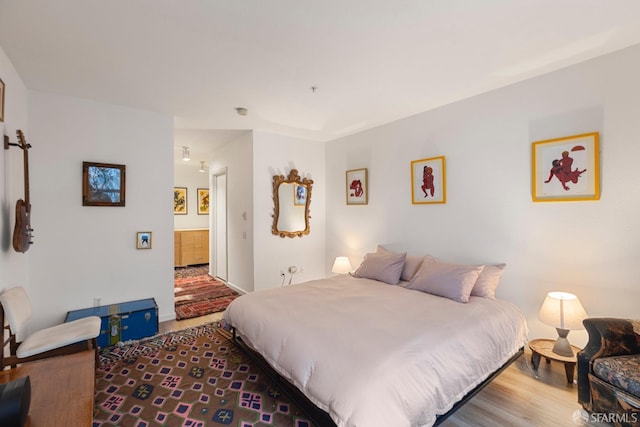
[531,132,600,202]
[197,188,209,214]
[136,231,152,249]
[346,168,368,205]
[411,156,446,204]
[174,187,187,214]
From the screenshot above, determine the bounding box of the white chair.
[0,286,101,370]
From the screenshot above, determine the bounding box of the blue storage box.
[65,298,158,348]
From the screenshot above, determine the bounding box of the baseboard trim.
[159,312,177,323]
[222,281,247,295]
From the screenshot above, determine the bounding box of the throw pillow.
[471,263,506,299]
[351,251,406,285]
[407,261,483,303]
[376,245,433,282]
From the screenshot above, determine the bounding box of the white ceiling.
[2,0,640,162]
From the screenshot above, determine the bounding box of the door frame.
[210,167,228,282]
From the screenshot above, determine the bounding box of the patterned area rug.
[174,267,239,320]
[94,323,316,427]
[175,264,210,279]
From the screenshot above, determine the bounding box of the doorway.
[211,168,228,282]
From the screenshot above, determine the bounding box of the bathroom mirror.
[272,169,313,238]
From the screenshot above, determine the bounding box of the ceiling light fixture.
[199,161,206,173]
[182,146,190,161]
[236,107,248,116]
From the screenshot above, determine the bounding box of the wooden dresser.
[174,229,209,266]
[0,350,95,427]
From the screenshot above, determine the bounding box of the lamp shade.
[331,256,353,274]
[538,291,587,331]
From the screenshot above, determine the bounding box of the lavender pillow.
[407,261,483,303]
[471,263,506,299]
[376,246,432,281]
[351,251,406,285]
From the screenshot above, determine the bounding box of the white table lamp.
[331,256,353,274]
[538,291,587,357]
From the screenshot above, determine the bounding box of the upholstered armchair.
[577,318,640,424]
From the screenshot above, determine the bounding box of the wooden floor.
[159,311,223,334]
[159,314,610,427]
[440,351,609,427]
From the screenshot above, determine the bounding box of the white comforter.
[223,275,528,427]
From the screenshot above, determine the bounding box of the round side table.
[529,338,581,384]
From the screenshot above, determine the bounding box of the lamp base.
[551,328,575,357]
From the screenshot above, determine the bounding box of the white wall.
[6,36,637,349]
[0,44,29,295]
[209,131,254,292]
[208,130,326,293]
[27,91,175,329]
[253,131,326,291]
[326,44,640,348]
[174,162,209,229]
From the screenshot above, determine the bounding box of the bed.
[222,250,529,427]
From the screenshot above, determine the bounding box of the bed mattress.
[223,274,528,427]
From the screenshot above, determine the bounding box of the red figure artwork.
[350,180,363,198]
[421,166,434,197]
[544,145,587,191]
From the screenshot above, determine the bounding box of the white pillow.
[376,245,432,282]
[471,263,506,299]
[351,251,406,285]
[407,261,483,303]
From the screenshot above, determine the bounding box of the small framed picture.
[197,188,209,214]
[346,168,368,205]
[174,187,187,214]
[136,232,152,249]
[411,156,446,204]
[0,78,5,122]
[82,161,126,206]
[532,132,600,202]
[294,183,307,206]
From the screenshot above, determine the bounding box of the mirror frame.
[272,169,313,238]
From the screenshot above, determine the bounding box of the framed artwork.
[0,78,4,122]
[411,156,446,204]
[197,188,209,214]
[82,161,126,206]
[174,187,187,214]
[136,231,152,249]
[346,168,368,205]
[294,183,307,206]
[532,132,600,202]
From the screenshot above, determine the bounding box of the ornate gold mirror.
[272,169,313,238]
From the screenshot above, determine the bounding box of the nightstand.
[529,338,581,384]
